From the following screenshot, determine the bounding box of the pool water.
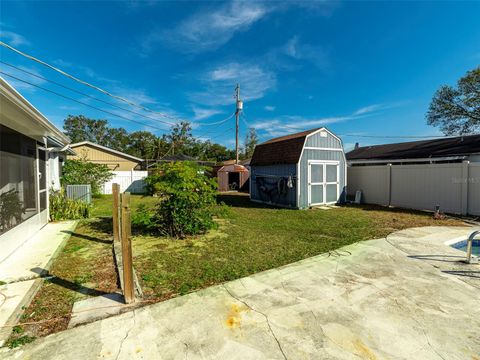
[451,239,480,256]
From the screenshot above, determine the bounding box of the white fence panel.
[103,171,148,194]
[347,166,390,205]
[468,164,480,216]
[347,162,479,216]
[390,164,463,214]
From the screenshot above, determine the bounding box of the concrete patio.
[2,225,479,359]
[0,221,77,346]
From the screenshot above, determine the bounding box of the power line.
[196,112,235,126]
[0,41,182,122]
[0,60,177,127]
[249,119,445,140]
[0,60,239,131]
[241,111,267,141]
[193,113,235,139]
[0,71,170,132]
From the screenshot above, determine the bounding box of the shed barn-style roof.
[250,128,322,166]
[346,134,480,161]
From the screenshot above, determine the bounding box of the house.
[346,134,480,165]
[345,134,480,215]
[0,77,72,261]
[68,141,144,170]
[249,127,347,208]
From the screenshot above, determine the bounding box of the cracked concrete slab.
[1,226,479,359]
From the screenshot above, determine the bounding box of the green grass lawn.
[91,194,158,217]
[130,193,461,299]
[8,192,462,344]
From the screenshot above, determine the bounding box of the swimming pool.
[450,239,480,256]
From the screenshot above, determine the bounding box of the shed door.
[308,161,340,206]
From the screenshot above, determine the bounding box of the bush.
[146,162,217,238]
[131,204,158,232]
[49,189,90,221]
[61,159,113,195]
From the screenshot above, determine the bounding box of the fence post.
[461,161,469,216]
[121,192,135,304]
[112,183,121,242]
[387,163,392,206]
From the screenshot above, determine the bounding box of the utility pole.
[235,84,243,164]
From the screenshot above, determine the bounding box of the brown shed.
[217,164,250,192]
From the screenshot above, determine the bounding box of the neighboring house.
[346,134,480,216]
[0,77,72,262]
[68,141,144,170]
[250,128,347,208]
[346,134,480,165]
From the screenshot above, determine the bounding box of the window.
[0,125,39,235]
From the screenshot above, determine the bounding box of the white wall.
[48,152,62,190]
[102,170,148,194]
[347,162,480,216]
[468,163,480,216]
[346,165,390,206]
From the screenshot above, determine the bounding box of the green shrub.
[61,159,113,195]
[131,204,158,232]
[49,189,90,221]
[146,162,217,238]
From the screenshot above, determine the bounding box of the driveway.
[2,226,479,359]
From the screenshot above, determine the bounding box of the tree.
[64,115,110,143]
[243,127,259,158]
[105,127,129,153]
[165,121,193,155]
[61,159,113,195]
[127,131,162,159]
[427,66,480,135]
[202,142,235,162]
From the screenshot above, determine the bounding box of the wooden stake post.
[120,192,135,304]
[112,184,120,243]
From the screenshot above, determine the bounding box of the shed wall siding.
[305,132,342,148]
[250,164,297,207]
[299,131,346,208]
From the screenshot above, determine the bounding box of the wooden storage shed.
[249,127,346,208]
[218,164,250,192]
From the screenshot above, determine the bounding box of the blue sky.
[1,1,479,151]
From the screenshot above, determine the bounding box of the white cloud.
[191,61,277,106]
[192,107,222,121]
[0,30,29,46]
[264,105,275,111]
[250,104,391,137]
[142,0,269,54]
[354,104,382,115]
[283,36,329,69]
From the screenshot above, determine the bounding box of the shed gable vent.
[320,131,328,137]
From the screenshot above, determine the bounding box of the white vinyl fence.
[347,162,480,216]
[102,170,148,194]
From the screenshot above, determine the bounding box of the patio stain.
[353,340,377,360]
[225,303,248,329]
